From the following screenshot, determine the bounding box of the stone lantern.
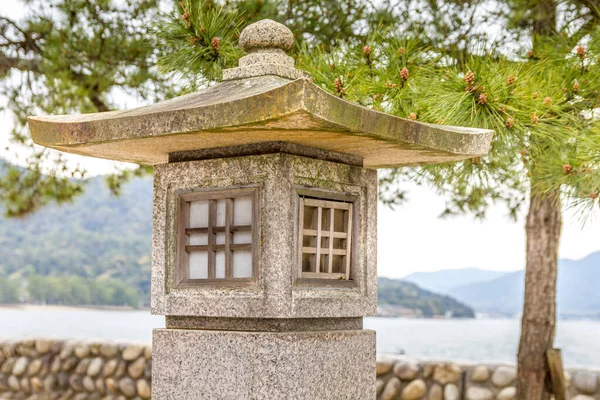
[28,20,492,399]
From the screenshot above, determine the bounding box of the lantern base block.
[152,327,375,399]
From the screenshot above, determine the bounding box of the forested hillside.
[378,278,475,318]
[0,170,152,307]
[0,162,477,315]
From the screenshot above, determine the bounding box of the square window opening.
[176,188,258,286]
[298,195,353,281]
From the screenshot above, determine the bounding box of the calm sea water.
[1,308,599,368]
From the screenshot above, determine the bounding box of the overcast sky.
[1,2,598,279]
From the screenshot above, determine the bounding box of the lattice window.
[298,197,353,280]
[175,188,257,285]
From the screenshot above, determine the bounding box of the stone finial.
[222,19,308,81]
[239,19,294,53]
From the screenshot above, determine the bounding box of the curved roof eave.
[27,76,493,168]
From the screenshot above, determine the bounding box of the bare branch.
[0,53,40,73]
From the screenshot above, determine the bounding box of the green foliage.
[378,278,475,318]
[0,1,598,223]
[25,274,138,307]
[0,278,20,303]
[0,0,171,216]
[0,169,152,305]
[0,0,396,215]
[297,26,600,219]
[155,1,245,88]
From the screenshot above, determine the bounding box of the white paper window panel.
[216,199,226,227]
[189,251,208,279]
[233,231,252,244]
[216,232,225,245]
[233,250,252,278]
[189,233,208,246]
[233,196,253,226]
[215,251,225,278]
[189,200,209,228]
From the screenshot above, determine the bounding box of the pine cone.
[399,67,409,81]
[181,12,191,28]
[408,113,417,120]
[464,71,476,89]
[211,37,221,52]
[334,78,346,97]
[563,164,573,175]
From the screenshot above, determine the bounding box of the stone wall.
[377,355,600,400]
[2,339,600,400]
[0,339,151,400]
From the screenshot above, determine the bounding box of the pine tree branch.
[573,0,600,21]
[0,53,40,73]
[68,68,111,112]
[0,16,45,54]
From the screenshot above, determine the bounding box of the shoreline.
[0,304,148,312]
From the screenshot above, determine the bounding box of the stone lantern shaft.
[28,19,493,400]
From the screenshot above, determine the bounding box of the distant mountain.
[448,252,600,317]
[377,278,475,318]
[2,159,598,317]
[0,170,152,306]
[403,268,510,294]
[0,164,475,315]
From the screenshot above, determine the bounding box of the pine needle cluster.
[296,28,600,219]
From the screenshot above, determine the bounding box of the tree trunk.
[516,190,562,400]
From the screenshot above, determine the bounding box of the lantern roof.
[28,19,493,168]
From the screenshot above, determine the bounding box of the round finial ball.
[239,19,294,53]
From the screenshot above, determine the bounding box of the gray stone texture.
[444,383,460,400]
[151,152,378,318]
[375,356,600,400]
[466,386,493,400]
[0,339,151,399]
[239,19,294,53]
[152,328,376,399]
[166,316,363,331]
[28,74,493,167]
[470,365,490,383]
[496,386,517,400]
[222,62,308,81]
[428,383,443,400]
[28,17,492,167]
[393,359,420,380]
[491,366,516,387]
[401,379,426,399]
[433,363,462,385]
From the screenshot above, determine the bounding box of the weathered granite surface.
[165,316,363,331]
[239,19,294,53]
[27,21,493,167]
[152,152,378,318]
[27,76,493,167]
[153,328,376,399]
